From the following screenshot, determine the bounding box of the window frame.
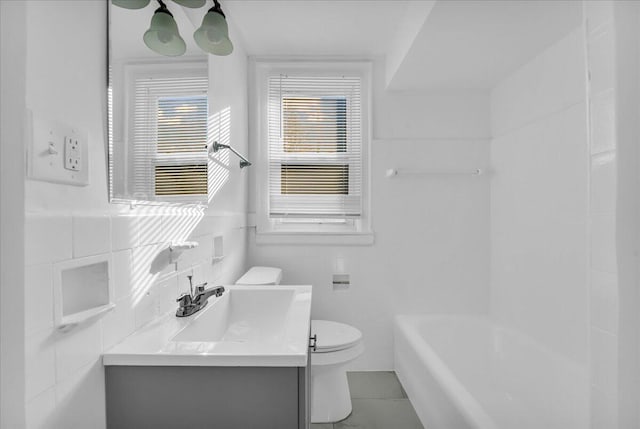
[252,59,373,245]
[120,61,210,206]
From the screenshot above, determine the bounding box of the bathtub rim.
[394,314,499,429]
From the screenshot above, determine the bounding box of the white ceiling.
[386,0,582,91]
[110,0,583,91]
[223,0,410,57]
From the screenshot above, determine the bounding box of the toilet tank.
[235,266,282,285]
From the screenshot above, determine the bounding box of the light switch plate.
[27,110,89,186]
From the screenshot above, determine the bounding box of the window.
[126,64,209,204]
[255,61,372,244]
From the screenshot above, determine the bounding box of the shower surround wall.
[489,28,588,364]
[22,2,249,427]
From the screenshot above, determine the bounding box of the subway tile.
[133,285,160,329]
[590,327,617,397]
[101,296,135,350]
[131,243,161,291]
[72,215,111,258]
[590,214,617,273]
[591,386,618,429]
[25,329,56,401]
[55,360,106,429]
[162,213,204,244]
[591,270,618,334]
[26,215,72,265]
[590,89,616,155]
[189,215,216,237]
[586,1,614,35]
[111,249,132,301]
[25,387,56,429]
[588,25,614,95]
[111,215,138,251]
[25,264,54,335]
[157,275,179,315]
[137,215,166,246]
[590,151,617,214]
[55,321,103,381]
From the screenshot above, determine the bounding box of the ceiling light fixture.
[113,0,233,57]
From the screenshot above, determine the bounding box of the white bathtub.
[394,315,588,429]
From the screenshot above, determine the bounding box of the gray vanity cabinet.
[105,364,310,429]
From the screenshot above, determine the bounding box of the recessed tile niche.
[53,254,114,332]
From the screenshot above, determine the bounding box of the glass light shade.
[194,11,232,55]
[112,0,150,9]
[172,0,206,8]
[143,11,186,57]
[206,36,233,56]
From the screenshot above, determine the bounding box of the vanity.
[102,285,312,429]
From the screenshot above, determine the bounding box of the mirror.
[108,0,212,205]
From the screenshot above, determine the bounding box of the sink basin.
[102,285,312,367]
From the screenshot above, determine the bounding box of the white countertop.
[103,285,312,367]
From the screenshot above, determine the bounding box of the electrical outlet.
[64,136,81,171]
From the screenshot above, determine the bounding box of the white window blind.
[267,74,362,218]
[131,73,208,202]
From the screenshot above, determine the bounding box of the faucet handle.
[176,293,192,306]
[195,282,208,294]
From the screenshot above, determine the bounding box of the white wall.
[489,28,588,363]
[595,2,640,428]
[1,1,27,427]
[248,60,491,370]
[22,1,249,427]
[584,3,620,427]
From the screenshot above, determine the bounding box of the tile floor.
[311,371,424,429]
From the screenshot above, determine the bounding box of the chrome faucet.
[176,275,225,317]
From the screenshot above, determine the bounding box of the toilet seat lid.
[311,320,362,352]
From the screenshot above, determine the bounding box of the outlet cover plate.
[28,110,89,186]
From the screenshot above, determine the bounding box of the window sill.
[255,231,375,246]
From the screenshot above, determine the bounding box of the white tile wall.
[25,215,72,266]
[590,269,619,334]
[100,296,135,350]
[110,249,132,301]
[25,387,56,429]
[585,4,619,429]
[24,212,248,428]
[590,90,616,155]
[590,214,617,273]
[490,27,589,363]
[54,361,106,428]
[72,215,111,258]
[591,383,618,429]
[25,264,53,335]
[55,322,102,381]
[590,152,617,214]
[590,327,618,397]
[25,329,56,401]
[110,215,138,251]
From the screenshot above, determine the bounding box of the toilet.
[235,266,364,423]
